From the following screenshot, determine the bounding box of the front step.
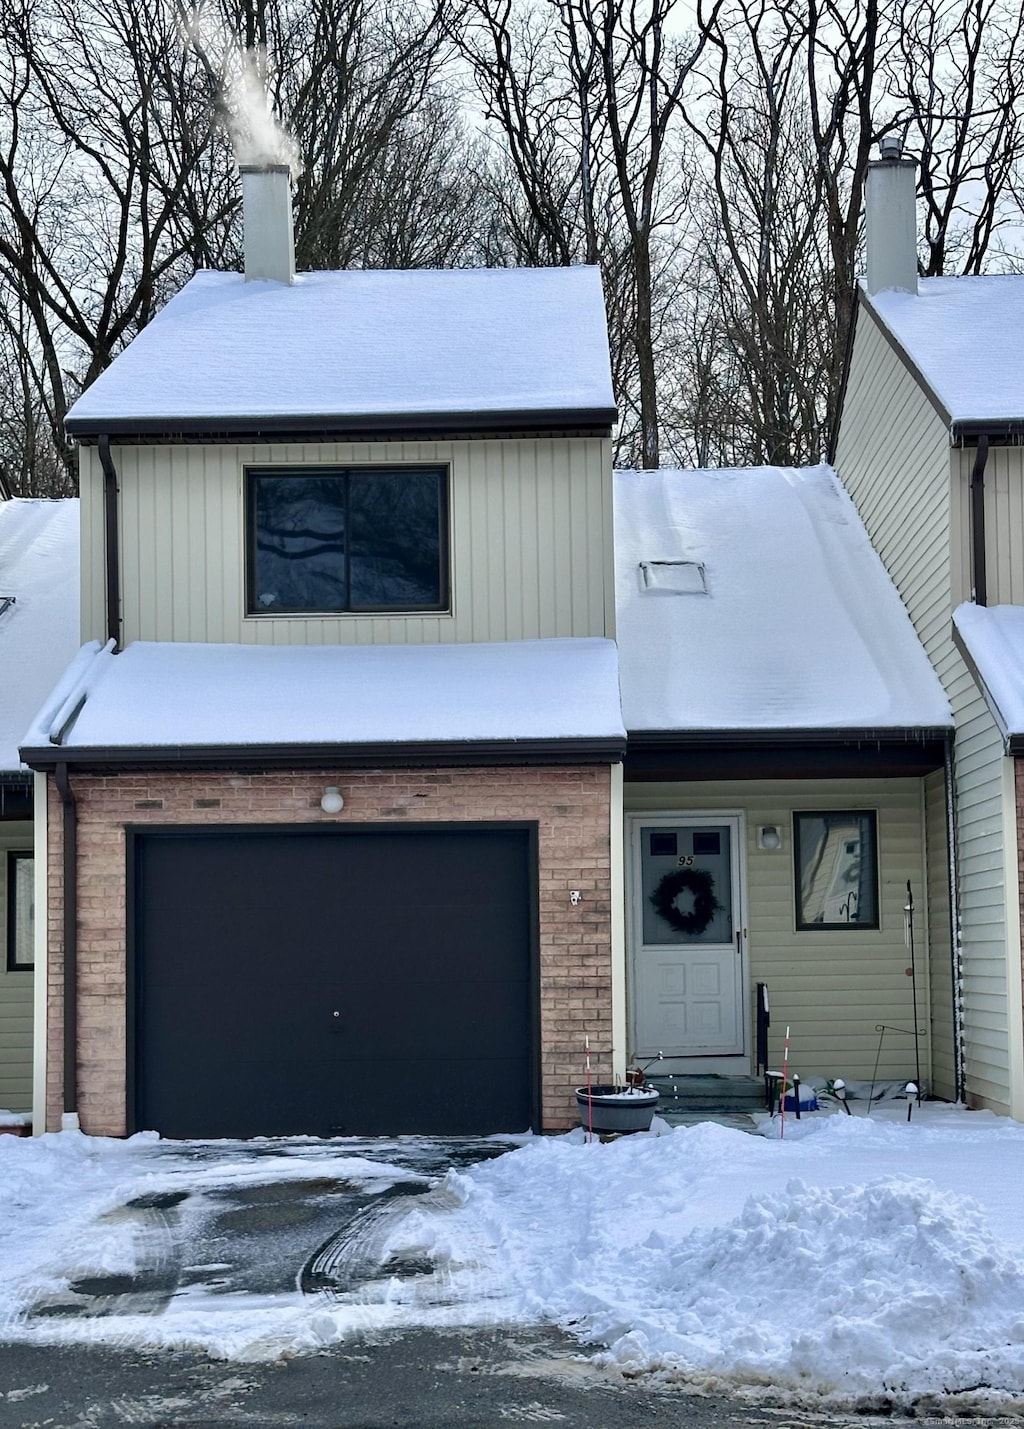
[647,1074,766,1113]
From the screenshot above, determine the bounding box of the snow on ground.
[2,1105,1024,1412]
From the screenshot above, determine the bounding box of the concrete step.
[647,1075,766,1112]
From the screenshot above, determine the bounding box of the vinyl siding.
[833,304,952,667]
[952,444,1024,607]
[0,823,34,1112]
[623,780,935,1085]
[835,301,1016,1112]
[80,437,614,646]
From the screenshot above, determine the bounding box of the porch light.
[320,786,344,814]
[757,825,782,850]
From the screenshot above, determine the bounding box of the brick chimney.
[865,138,918,297]
[239,163,295,285]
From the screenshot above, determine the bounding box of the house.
[19,163,956,1139]
[0,496,79,1119]
[832,142,1024,1116]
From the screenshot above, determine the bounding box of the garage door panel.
[134,827,536,1137]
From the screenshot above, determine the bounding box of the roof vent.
[878,135,903,161]
[0,595,15,619]
[639,560,707,595]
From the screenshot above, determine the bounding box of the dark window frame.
[6,849,33,971]
[793,810,880,931]
[245,464,451,617]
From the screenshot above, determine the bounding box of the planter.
[576,1084,660,1134]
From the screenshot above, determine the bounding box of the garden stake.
[585,1035,594,1142]
[779,1025,791,1140]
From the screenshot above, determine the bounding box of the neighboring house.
[0,497,80,1117]
[832,144,1024,1116]
[19,164,956,1139]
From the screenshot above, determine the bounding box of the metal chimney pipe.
[865,141,918,297]
[239,163,295,285]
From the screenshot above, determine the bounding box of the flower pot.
[575,1084,660,1134]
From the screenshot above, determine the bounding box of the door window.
[641,824,733,945]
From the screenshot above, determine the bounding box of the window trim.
[793,809,880,932]
[6,849,34,971]
[244,464,451,617]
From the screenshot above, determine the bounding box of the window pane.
[8,853,34,970]
[252,475,346,612]
[795,812,878,928]
[349,468,443,609]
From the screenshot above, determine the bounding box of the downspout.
[97,435,121,647]
[944,739,965,1103]
[970,435,990,608]
[54,762,79,1128]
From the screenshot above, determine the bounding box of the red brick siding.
[46,766,613,1135]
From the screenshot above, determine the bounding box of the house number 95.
[677,855,695,867]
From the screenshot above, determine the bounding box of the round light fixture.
[320,786,344,814]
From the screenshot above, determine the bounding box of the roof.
[0,499,80,774]
[614,464,952,737]
[64,267,617,441]
[952,603,1024,751]
[864,276,1024,437]
[20,637,625,768]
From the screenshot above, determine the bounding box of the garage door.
[132,826,536,1138]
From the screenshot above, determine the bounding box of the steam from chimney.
[181,12,302,180]
[222,49,302,181]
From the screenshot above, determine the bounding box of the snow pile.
[3,1108,1024,1412]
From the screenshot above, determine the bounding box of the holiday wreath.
[650,867,722,935]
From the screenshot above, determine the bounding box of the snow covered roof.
[20,637,625,765]
[953,602,1024,749]
[614,465,952,735]
[0,499,80,773]
[64,267,617,440]
[865,276,1024,434]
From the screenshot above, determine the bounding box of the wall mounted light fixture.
[757,824,782,850]
[320,786,344,814]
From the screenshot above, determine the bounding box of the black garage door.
[131,825,536,1138]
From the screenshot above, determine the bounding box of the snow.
[64,268,617,431]
[3,1105,1024,1412]
[0,499,80,771]
[614,465,952,733]
[19,637,625,752]
[953,602,1024,737]
[868,276,1024,426]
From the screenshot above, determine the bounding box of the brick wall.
[46,765,614,1135]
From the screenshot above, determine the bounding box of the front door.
[629,816,746,1060]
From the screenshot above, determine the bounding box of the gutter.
[625,726,952,749]
[67,407,618,445]
[97,436,121,647]
[54,762,78,1127]
[969,436,990,607]
[21,734,628,773]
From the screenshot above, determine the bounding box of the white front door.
[629,816,746,1059]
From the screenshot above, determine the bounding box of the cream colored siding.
[624,779,934,1084]
[80,437,614,646]
[80,448,105,643]
[925,767,956,1100]
[0,822,33,1111]
[952,444,1024,607]
[833,305,951,667]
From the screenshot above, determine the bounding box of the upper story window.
[246,465,449,616]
